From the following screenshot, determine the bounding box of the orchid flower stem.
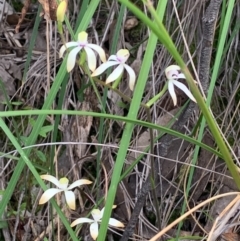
[112,74,123,89]
[93,78,132,103]
[146,83,168,108]
[92,76,161,227]
[57,23,67,55]
[81,63,105,113]
[79,50,87,66]
[139,0,240,188]
[57,21,63,34]
[108,0,240,189]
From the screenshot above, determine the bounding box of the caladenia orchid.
[39,175,92,210]
[59,31,106,72]
[91,49,136,91]
[165,65,196,106]
[71,206,125,240]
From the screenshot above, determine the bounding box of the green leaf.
[35,150,46,162]
[0,101,23,106]
[0,220,8,229]
[39,125,54,138]
[29,118,35,127]
[20,136,28,145]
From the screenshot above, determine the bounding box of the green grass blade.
[22,5,42,82]
[0,0,101,236]
[0,118,78,240]
[0,109,222,157]
[96,3,125,201]
[177,1,236,238]
[97,1,168,240]
[118,0,240,189]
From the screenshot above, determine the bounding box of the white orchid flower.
[59,31,106,72]
[165,65,196,106]
[71,206,124,240]
[91,49,136,91]
[39,175,92,210]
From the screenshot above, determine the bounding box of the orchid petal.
[172,80,196,103]
[108,54,118,61]
[108,218,125,227]
[78,31,88,43]
[64,190,76,210]
[64,42,80,48]
[71,218,94,227]
[106,64,124,84]
[98,205,117,218]
[91,209,102,222]
[90,222,99,240]
[84,46,97,72]
[177,73,186,79]
[91,61,118,77]
[166,69,179,79]
[68,179,92,190]
[67,46,82,72]
[39,188,62,204]
[59,45,67,58]
[165,65,181,73]
[59,42,79,58]
[165,65,181,79]
[40,175,61,187]
[124,64,136,91]
[87,44,106,63]
[168,80,177,106]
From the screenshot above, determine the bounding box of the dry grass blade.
[149,193,240,241]
[207,195,240,241]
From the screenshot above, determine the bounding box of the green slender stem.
[0,0,101,237]
[146,0,240,188]
[81,64,105,112]
[112,74,123,89]
[98,1,168,240]
[0,118,78,241]
[95,3,126,203]
[57,21,63,34]
[0,109,222,157]
[22,5,42,82]
[146,83,168,107]
[178,0,238,237]
[118,0,240,189]
[93,72,164,227]
[120,103,187,180]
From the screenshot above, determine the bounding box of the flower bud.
[57,0,67,22]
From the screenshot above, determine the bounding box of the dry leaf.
[221,232,240,241]
[127,108,179,161]
[0,60,16,110]
[38,0,58,21]
[0,0,14,22]
[15,0,30,33]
